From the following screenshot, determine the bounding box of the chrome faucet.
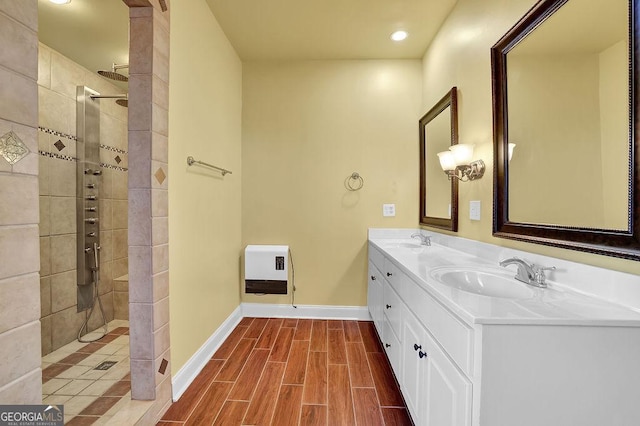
[499,257,555,288]
[411,232,431,246]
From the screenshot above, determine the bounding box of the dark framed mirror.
[492,0,639,260]
[419,87,459,231]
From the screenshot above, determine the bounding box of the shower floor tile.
[42,320,131,425]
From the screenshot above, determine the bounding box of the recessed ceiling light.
[49,0,71,4]
[391,30,408,41]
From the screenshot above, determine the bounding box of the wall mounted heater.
[244,245,289,294]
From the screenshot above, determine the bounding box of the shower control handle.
[86,195,97,201]
[85,218,98,224]
[85,207,96,212]
[92,243,100,271]
[93,170,102,176]
[87,183,96,189]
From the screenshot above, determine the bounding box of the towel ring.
[346,172,364,191]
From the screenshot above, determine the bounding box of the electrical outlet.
[383,204,396,217]
[470,200,481,221]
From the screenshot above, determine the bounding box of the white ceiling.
[38,0,458,73]
[206,0,458,60]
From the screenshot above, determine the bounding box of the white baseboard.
[241,303,371,320]
[171,305,242,401]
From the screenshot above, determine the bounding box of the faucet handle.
[533,265,555,286]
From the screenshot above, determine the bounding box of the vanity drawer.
[369,243,386,272]
[404,279,474,377]
[383,283,403,342]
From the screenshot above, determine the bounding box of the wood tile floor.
[158,318,412,426]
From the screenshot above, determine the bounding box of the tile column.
[0,0,42,403]
[124,0,171,418]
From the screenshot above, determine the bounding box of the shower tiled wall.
[0,0,41,404]
[38,43,130,355]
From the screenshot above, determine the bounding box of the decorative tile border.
[101,163,128,172]
[101,144,128,155]
[39,150,76,162]
[38,126,127,154]
[38,126,78,142]
[38,150,129,172]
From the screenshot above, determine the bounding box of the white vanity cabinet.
[368,244,472,425]
[367,241,640,426]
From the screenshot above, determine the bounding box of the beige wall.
[421,0,640,275]
[242,60,422,307]
[168,0,243,373]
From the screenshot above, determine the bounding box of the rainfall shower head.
[115,99,128,107]
[97,63,129,82]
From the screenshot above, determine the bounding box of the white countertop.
[369,237,640,327]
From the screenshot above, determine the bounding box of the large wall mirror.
[492,0,639,260]
[419,87,459,231]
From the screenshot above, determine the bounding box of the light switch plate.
[470,200,481,221]
[383,204,396,217]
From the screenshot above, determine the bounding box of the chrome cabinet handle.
[414,344,421,351]
[386,272,392,277]
[385,343,391,348]
[371,275,376,280]
[386,304,391,309]
[419,351,427,359]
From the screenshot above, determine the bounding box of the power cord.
[289,248,297,308]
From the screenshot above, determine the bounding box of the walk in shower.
[38,41,133,419]
[39,44,130,353]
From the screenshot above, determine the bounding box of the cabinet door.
[422,327,472,426]
[383,282,403,341]
[401,308,425,422]
[383,315,401,376]
[402,307,471,426]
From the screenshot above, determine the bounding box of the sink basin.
[430,266,537,299]
[377,239,424,249]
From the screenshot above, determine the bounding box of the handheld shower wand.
[77,243,108,343]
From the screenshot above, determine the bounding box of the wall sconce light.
[437,143,485,181]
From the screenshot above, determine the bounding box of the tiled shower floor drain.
[94,360,118,370]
